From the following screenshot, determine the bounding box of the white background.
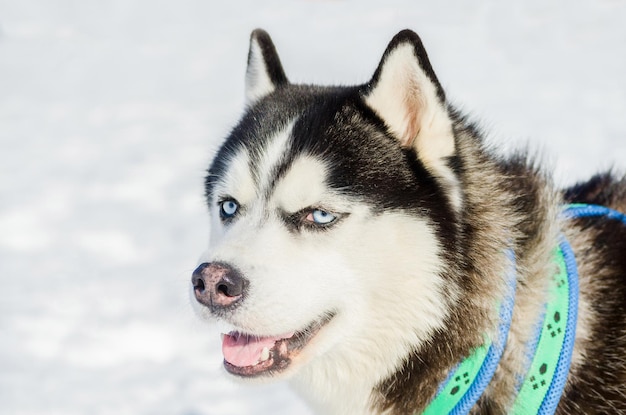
[1,1,625,414]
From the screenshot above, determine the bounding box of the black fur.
[249,29,288,87]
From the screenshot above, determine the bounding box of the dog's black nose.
[192,262,248,309]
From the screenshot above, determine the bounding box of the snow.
[1,1,624,414]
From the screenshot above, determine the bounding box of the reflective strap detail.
[510,242,575,414]
[538,236,578,414]
[423,342,490,415]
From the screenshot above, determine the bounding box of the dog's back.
[565,172,626,211]
[559,174,626,414]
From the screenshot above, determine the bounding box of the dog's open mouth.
[221,313,334,377]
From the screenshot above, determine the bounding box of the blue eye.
[307,209,336,225]
[220,200,239,219]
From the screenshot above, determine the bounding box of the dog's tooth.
[220,333,225,342]
[260,347,270,362]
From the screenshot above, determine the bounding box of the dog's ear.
[245,29,288,105]
[364,30,455,173]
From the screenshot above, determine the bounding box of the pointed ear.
[364,30,455,169]
[245,29,289,105]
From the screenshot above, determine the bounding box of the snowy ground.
[1,1,625,414]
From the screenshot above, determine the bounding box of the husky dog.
[190,29,626,414]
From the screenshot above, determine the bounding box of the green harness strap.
[510,245,571,413]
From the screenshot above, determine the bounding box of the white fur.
[198,139,453,413]
[272,156,330,213]
[245,37,276,105]
[365,43,463,212]
[290,212,453,415]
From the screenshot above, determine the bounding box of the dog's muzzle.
[191,262,248,310]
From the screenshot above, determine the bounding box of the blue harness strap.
[563,203,626,226]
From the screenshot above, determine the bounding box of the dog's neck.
[387,204,626,414]
[423,226,579,414]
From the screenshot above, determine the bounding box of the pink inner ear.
[400,94,421,148]
[366,41,452,155]
[398,78,425,148]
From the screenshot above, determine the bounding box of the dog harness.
[422,204,626,415]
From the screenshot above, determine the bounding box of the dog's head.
[191,29,462,383]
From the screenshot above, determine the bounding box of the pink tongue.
[222,331,294,367]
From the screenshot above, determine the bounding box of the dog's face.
[191,30,462,384]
